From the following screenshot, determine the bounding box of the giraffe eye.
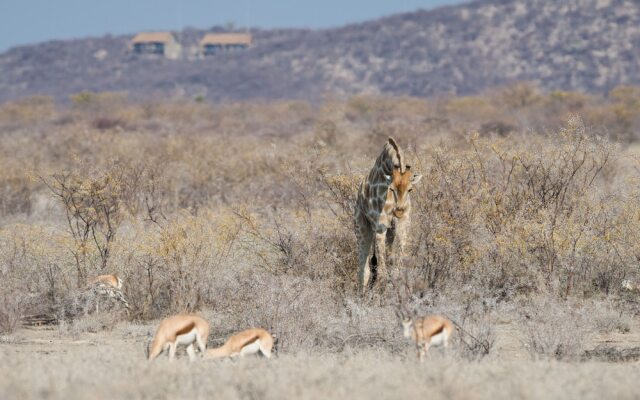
[408,188,413,193]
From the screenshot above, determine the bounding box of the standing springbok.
[147,314,210,362]
[354,137,422,293]
[401,315,453,362]
[205,328,274,360]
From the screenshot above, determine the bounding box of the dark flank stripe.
[242,335,260,347]
[176,322,196,336]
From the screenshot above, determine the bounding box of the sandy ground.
[1,321,640,400]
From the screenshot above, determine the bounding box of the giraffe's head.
[384,138,422,218]
[386,166,422,217]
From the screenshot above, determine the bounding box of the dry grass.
[1,87,640,398]
[1,324,639,400]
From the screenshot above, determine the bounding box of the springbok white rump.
[147,314,210,362]
[206,328,274,360]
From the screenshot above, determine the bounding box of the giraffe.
[354,137,422,294]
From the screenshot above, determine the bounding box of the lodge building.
[200,33,252,56]
[131,32,181,59]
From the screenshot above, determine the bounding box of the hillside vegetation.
[1,0,639,103]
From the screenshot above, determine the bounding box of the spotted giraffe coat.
[354,137,422,293]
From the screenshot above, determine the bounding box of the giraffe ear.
[410,174,423,185]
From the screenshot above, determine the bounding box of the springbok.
[90,274,129,314]
[147,314,210,362]
[622,279,640,292]
[92,274,123,290]
[206,328,274,360]
[401,315,453,361]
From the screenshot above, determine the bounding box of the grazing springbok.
[401,315,454,361]
[206,328,274,360]
[147,314,210,363]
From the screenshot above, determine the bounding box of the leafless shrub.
[405,116,624,299]
[520,297,589,360]
[212,271,340,352]
[41,163,130,285]
[59,287,127,322]
[587,300,631,334]
[0,290,27,334]
[453,312,496,360]
[334,301,403,353]
[65,312,123,335]
[115,209,240,319]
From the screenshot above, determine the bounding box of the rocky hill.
[1,0,639,103]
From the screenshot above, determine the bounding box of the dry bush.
[452,305,496,360]
[0,165,33,217]
[0,290,27,334]
[444,95,502,125]
[210,271,342,352]
[58,285,129,323]
[58,312,123,336]
[1,90,640,341]
[41,162,133,284]
[345,95,430,125]
[0,96,55,128]
[114,209,240,319]
[519,297,590,360]
[0,224,70,315]
[496,82,543,110]
[401,116,632,300]
[585,299,632,334]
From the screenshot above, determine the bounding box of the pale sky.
[0,0,466,52]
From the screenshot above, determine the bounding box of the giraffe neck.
[358,142,404,226]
